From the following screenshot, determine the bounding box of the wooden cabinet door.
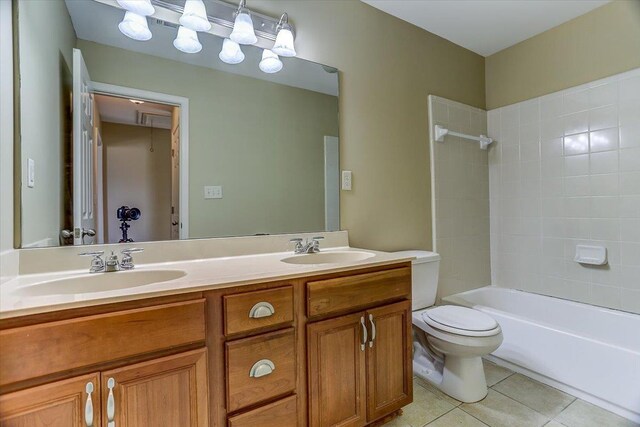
[101,348,208,427]
[0,373,100,427]
[308,312,367,427]
[366,300,413,422]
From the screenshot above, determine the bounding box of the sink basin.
[19,269,187,296]
[281,251,375,265]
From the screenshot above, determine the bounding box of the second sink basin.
[281,251,375,265]
[19,269,187,296]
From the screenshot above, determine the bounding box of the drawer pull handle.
[85,382,94,426]
[106,377,116,427]
[369,314,376,348]
[360,316,367,351]
[249,359,275,378]
[249,302,275,318]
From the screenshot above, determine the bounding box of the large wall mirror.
[15,0,339,248]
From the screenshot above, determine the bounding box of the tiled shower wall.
[429,96,490,302]
[487,68,640,314]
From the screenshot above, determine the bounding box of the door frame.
[91,82,190,239]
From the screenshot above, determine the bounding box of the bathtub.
[443,286,640,423]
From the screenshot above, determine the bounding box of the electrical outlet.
[204,186,223,199]
[341,170,352,191]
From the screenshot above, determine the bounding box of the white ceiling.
[65,0,339,96]
[95,94,174,129]
[361,0,610,57]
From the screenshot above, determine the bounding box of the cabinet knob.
[368,314,376,348]
[85,382,94,427]
[360,316,368,351]
[249,302,275,318]
[249,359,275,378]
[106,377,116,427]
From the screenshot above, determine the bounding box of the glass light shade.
[173,26,202,53]
[219,38,245,64]
[179,0,211,32]
[272,27,296,57]
[118,12,152,41]
[259,49,283,74]
[116,0,155,16]
[229,11,257,45]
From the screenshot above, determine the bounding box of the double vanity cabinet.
[0,261,412,426]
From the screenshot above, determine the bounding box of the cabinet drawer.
[307,267,411,318]
[227,395,297,427]
[225,328,296,413]
[0,299,205,387]
[224,286,293,336]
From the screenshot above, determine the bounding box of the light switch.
[204,185,223,199]
[341,170,352,191]
[27,158,35,188]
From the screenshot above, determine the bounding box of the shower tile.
[588,105,617,131]
[491,374,575,418]
[460,390,548,427]
[426,408,489,427]
[554,399,637,427]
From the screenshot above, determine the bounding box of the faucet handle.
[79,251,105,273]
[311,236,324,252]
[289,238,303,243]
[121,248,143,270]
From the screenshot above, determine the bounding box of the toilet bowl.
[394,251,503,403]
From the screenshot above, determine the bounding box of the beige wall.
[430,97,490,301]
[18,0,76,247]
[102,123,172,244]
[247,1,485,251]
[79,40,337,238]
[486,1,640,109]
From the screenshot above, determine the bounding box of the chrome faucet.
[79,248,144,273]
[290,236,324,254]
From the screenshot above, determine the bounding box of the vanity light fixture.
[229,0,258,45]
[116,0,155,16]
[179,0,212,32]
[118,11,152,41]
[173,26,203,53]
[272,13,296,57]
[259,49,283,74]
[219,38,245,64]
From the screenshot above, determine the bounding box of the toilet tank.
[394,250,441,311]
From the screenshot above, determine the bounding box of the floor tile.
[483,360,513,387]
[414,376,462,408]
[460,390,549,427]
[492,374,575,418]
[384,382,456,427]
[427,408,489,426]
[544,421,565,427]
[554,399,637,427]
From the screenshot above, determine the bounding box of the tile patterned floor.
[384,360,638,427]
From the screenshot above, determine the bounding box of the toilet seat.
[421,306,500,337]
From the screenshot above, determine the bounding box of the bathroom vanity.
[0,253,412,427]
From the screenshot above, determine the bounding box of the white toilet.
[395,251,503,403]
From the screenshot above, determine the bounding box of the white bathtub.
[443,286,640,423]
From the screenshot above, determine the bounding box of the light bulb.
[272,15,296,57]
[180,0,212,32]
[259,49,283,74]
[116,0,155,16]
[219,38,245,64]
[118,11,152,41]
[173,26,202,53]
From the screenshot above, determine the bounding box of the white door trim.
[91,82,190,239]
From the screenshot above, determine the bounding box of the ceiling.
[95,94,174,129]
[361,0,610,57]
[65,0,339,96]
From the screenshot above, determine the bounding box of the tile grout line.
[421,405,459,427]
[489,388,552,423]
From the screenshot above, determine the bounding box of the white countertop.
[0,247,413,319]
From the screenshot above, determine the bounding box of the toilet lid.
[424,306,498,332]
